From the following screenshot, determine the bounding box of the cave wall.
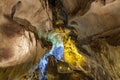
[0,0,120,80]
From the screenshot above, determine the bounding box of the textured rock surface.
[0,0,120,80]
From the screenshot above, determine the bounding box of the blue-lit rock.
[53,46,64,60]
[38,32,64,80]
